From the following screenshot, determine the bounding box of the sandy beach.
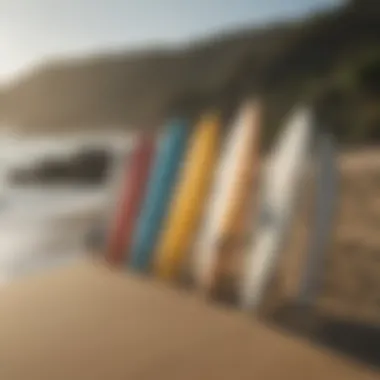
[0,148,379,378]
[0,261,378,380]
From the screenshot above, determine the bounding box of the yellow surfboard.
[154,112,220,281]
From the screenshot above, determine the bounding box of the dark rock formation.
[10,147,113,186]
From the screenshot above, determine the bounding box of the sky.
[1,0,344,83]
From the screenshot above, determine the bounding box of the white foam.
[0,187,109,284]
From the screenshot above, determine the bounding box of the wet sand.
[0,260,378,380]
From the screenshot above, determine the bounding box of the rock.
[9,147,113,186]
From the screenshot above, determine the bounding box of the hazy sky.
[1,0,343,82]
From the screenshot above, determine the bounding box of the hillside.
[0,0,379,145]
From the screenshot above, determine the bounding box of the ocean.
[0,131,133,285]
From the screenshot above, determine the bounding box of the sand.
[321,150,380,318]
[257,148,380,369]
[0,260,378,380]
[272,148,380,321]
[0,148,379,379]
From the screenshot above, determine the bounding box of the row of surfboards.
[103,99,338,311]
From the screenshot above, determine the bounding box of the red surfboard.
[106,134,156,266]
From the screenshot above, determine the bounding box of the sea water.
[0,131,133,285]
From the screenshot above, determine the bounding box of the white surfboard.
[192,100,261,291]
[298,131,338,305]
[240,106,314,310]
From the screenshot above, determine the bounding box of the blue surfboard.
[129,119,189,271]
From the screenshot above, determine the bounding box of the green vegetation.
[0,0,379,146]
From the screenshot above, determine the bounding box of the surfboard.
[106,134,156,266]
[240,106,314,310]
[129,119,189,271]
[86,137,136,256]
[193,100,261,296]
[298,131,338,305]
[154,112,220,281]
